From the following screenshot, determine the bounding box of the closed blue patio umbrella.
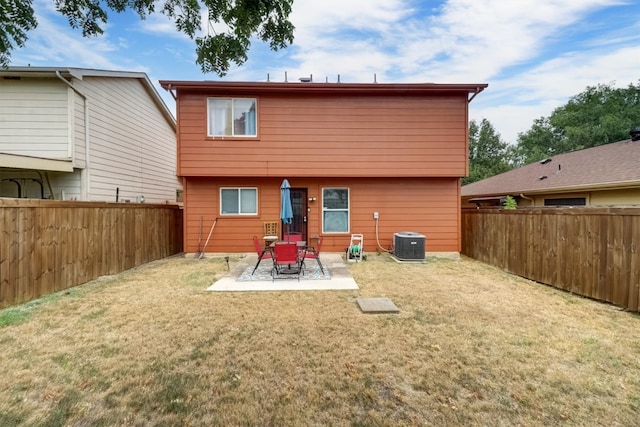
[280,179,293,240]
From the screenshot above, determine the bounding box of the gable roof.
[0,66,175,129]
[462,138,640,197]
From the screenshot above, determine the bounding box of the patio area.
[207,252,359,291]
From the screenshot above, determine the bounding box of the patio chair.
[303,235,325,274]
[284,231,302,242]
[272,242,302,281]
[263,221,279,246]
[251,235,273,275]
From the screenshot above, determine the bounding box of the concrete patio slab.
[207,253,359,291]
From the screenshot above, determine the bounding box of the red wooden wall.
[183,176,461,254]
[175,89,470,178]
[162,81,485,254]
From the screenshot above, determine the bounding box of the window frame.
[219,187,258,216]
[207,97,258,138]
[543,197,587,206]
[321,187,350,234]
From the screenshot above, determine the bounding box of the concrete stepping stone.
[356,297,400,313]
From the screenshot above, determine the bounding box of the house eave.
[159,80,488,98]
[464,180,640,199]
[0,153,74,172]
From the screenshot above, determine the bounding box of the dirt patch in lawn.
[1,253,639,426]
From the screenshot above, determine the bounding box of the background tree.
[512,116,567,166]
[515,81,640,165]
[0,0,295,76]
[0,0,37,67]
[464,118,513,185]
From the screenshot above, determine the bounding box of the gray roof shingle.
[462,138,640,197]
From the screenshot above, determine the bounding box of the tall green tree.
[512,116,568,166]
[464,118,513,185]
[0,0,295,76]
[515,81,640,165]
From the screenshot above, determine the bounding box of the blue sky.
[12,0,640,145]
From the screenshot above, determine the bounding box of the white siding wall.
[47,169,83,200]
[73,77,178,203]
[72,90,87,169]
[0,78,71,159]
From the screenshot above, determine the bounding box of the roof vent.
[538,175,548,180]
[539,158,551,164]
[299,75,312,83]
[630,127,640,141]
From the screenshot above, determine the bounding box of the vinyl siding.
[176,93,468,178]
[182,177,461,254]
[530,189,640,206]
[72,91,87,169]
[463,188,640,208]
[72,76,179,203]
[591,188,640,205]
[0,78,71,159]
[48,169,83,200]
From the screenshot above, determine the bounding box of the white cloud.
[273,0,638,143]
[280,0,626,85]
[137,13,182,38]
[11,0,640,145]
[12,10,121,70]
[473,42,640,144]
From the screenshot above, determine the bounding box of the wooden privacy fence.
[462,207,640,312]
[0,199,183,308]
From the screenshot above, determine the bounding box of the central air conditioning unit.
[393,232,425,261]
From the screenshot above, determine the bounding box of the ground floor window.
[322,188,349,233]
[543,197,586,206]
[220,188,257,215]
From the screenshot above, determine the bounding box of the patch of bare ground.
[1,253,639,426]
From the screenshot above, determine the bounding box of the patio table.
[251,241,306,275]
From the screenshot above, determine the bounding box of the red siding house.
[159,80,487,255]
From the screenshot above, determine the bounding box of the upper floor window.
[208,98,257,137]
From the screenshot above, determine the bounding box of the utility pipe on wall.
[519,193,534,207]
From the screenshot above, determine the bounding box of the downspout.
[164,83,180,178]
[56,70,90,200]
[166,84,177,101]
[467,86,485,103]
[519,193,534,206]
[464,86,486,178]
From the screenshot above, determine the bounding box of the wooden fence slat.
[1,208,19,305]
[462,207,640,313]
[0,200,183,308]
[629,217,640,312]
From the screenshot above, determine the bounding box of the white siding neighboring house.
[0,67,180,203]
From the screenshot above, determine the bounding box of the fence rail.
[461,207,640,312]
[0,199,183,308]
